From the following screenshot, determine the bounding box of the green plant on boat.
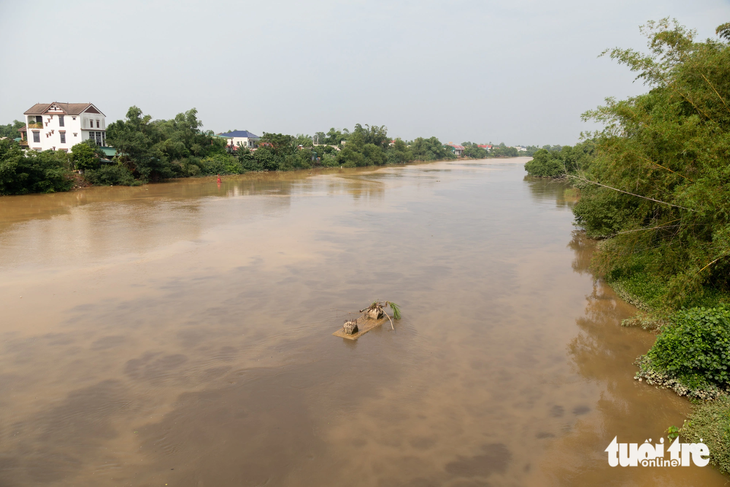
[360,301,402,330]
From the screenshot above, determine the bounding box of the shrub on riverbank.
[524,140,595,178]
[637,307,730,398]
[84,165,137,186]
[0,139,73,195]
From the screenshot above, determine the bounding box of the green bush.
[525,149,565,177]
[84,165,135,186]
[71,142,100,171]
[647,306,730,390]
[321,153,339,167]
[0,140,73,195]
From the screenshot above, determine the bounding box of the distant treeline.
[0,105,545,195]
[524,141,596,178]
[102,108,464,184]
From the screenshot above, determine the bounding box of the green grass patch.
[682,395,730,474]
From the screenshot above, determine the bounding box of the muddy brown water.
[0,158,726,486]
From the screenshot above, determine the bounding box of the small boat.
[332,314,389,341]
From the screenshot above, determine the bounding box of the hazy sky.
[1,0,727,145]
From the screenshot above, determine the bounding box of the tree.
[0,120,25,140]
[324,128,347,145]
[71,142,100,171]
[462,142,489,159]
[107,106,224,181]
[718,22,730,41]
[107,106,169,180]
[573,19,730,307]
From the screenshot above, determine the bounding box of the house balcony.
[27,122,43,129]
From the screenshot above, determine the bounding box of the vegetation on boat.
[341,301,402,335]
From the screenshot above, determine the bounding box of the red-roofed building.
[447,143,465,157]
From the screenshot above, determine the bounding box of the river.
[0,158,725,486]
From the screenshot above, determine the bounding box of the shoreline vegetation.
[525,19,730,474]
[0,110,542,196]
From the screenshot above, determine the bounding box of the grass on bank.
[682,395,730,474]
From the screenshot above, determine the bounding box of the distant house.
[23,102,107,152]
[218,130,260,149]
[478,144,493,151]
[447,143,465,157]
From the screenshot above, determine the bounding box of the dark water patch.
[444,443,511,478]
[0,380,130,485]
[572,405,590,416]
[549,405,564,418]
[409,436,436,450]
[90,335,126,350]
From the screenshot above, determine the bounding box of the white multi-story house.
[218,130,260,149]
[23,102,107,152]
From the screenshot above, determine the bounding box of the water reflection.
[524,176,578,208]
[528,231,727,485]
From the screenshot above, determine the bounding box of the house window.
[89,119,93,128]
[33,132,40,143]
[59,115,64,127]
[96,120,100,128]
[36,116,42,123]
[60,132,66,144]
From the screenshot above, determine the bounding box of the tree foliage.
[106,106,227,181]
[0,139,72,195]
[572,19,730,308]
[409,137,456,161]
[0,120,25,140]
[524,141,595,178]
[71,141,100,171]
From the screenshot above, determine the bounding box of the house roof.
[448,144,465,150]
[219,130,259,138]
[23,102,106,116]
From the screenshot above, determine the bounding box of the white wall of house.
[228,136,259,148]
[26,114,84,152]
